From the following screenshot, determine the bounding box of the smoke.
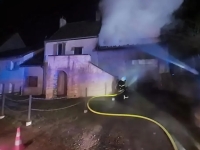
[98,0,183,46]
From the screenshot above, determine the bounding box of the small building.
[20,50,44,95]
[0,47,43,94]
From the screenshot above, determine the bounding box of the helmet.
[121,76,126,81]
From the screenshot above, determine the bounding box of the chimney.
[96,11,101,22]
[59,17,67,28]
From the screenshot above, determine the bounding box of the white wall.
[23,66,43,95]
[0,57,25,93]
[45,37,98,62]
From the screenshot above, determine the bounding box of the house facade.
[0,48,43,94]
[43,19,169,99]
[20,50,44,95]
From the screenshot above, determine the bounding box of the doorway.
[57,71,67,96]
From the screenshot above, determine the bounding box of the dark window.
[58,43,63,55]
[72,47,82,55]
[26,76,38,87]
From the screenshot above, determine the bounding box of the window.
[57,43,65,55]
[138,60,146,64]
[26,76,38,87]
[132,59,157,65]
[72,47,83,55]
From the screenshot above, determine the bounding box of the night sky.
[0,0,199,47]
[0,0,99,46]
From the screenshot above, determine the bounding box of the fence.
[0,85,114,126]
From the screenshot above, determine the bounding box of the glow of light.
[136,44,199,75]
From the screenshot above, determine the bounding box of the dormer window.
[71,47,83,55]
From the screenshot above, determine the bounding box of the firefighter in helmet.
[117,76,129,100]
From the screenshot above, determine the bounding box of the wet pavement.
[89,91,200,150]
[1,91,199,150]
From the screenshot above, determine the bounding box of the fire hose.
[87,94,178,150]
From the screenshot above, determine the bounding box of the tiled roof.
[48,21,101,41]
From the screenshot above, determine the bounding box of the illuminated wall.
[45,55,115,99]
[44,37,98,63]
[44,38,169,91]
[90,48,166,87]
[0,50,41,94]
[0,57,25,93]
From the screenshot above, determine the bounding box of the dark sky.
[0,0,99,46]
[0,0,199,47]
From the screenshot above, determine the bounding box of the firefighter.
[117,76,129,100]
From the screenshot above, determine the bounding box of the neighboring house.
[43,17,169,99]
[0,33,26,52]
[20,50,44,95]
[0,47,43,94]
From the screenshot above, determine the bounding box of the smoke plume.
[98,0,183,46]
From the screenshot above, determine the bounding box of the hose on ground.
[87,94,178,150]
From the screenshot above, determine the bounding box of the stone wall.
[46,55,115,99]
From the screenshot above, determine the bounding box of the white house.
[42,17,169,99]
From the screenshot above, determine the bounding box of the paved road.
[89,91,199,150]
[137,89,200,150]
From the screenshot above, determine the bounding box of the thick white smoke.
[98,0,183,46]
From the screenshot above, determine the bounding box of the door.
[57,71,67,96]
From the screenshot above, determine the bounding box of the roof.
[48,21,101,41]
[97,41,162,51]
[0,33,13,46]
[97,37,161,50]
[0,33,25,46]
[0,47,34,59]
[20,50,44,67]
